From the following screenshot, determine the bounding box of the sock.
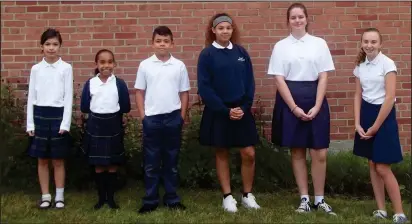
[300,195,309,202]
[315,195,324,205]
[40,194,51,207]
[223,193,232,199]
[395,213,406,217]
[55,188,64,202]
[243,192,251,198]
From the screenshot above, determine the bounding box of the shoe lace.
[393,214,406,222]
[373,210,386,218]
[245,194,258,206]
[298,199,310,211]
[318,201,332,212]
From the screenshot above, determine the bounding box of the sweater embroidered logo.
[237,57,245,62]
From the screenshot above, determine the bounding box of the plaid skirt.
[28,106,71,159]
[271,80,330,149]
[353,100,403,164]
[82,112,125,166]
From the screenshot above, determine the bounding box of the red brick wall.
[1,1,411,150]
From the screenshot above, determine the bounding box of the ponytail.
[355,48,366,66]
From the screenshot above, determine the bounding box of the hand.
[180,113,185,121]
[292,106,310,121]
[364,125,378,140]
[355,124,368,139]
[27,131,34,136]
[307,106,320,120]
[122,116,127,127]
[58,129,66,135]
[230,107,244,120]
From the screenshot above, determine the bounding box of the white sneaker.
[295,198,311,213]
[373,210,388,219]
[222,195,238,213]
[314,199,337,216]
[393,214,408,224]
[241,193,261,209]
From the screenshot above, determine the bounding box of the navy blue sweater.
[80,77,131,114]
[197,44,255,115]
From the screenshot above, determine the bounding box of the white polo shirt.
[89,74,120,114]
[26,57,73,132]
[134,54,191,116]
[353,52,397,105]
[267,33,335,81]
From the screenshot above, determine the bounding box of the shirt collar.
[212,41,233,49]
[40,57,62,68]
[288,33,310,44]
[149,54,175,65]
[365,51,382,65]
[95,74,115,85]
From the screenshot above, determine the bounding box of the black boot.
[94,172,107,210]
[106,172,120,209]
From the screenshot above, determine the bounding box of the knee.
[215,148,229,159]
[375,164,390,177]
[38,159,49,167]
[52,159,64,168]
[291,149,306,161]
[240,147,255,163]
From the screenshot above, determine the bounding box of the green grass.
[1,186,411,223]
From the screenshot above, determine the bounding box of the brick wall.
[1,1,411,151]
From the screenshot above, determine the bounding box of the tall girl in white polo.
[267,3,336,215]
[353,28,408,223]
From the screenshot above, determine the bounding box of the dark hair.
[355,28,383,66]
[94,49,115,75]
[205,13,240,46]
[40,28,62,45]
[286,3,309,31]
[152,26,173,42]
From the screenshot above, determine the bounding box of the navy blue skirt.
[353,100,403,164]
[28,106,71,159]
[272,80,330,149]
[82,112,125,166]
[199,101,259,148]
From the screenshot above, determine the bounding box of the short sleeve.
[179,63,191,92]
[317,40,335,73]
[267,43,285,76]
[134,62,146,90]
[353,66,360,78]
[383,59,397,75]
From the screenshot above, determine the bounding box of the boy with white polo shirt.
[134,25,190,214]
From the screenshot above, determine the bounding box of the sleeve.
[80,80,91,113]
[240,47,255,112]
[26,67,36,132]
[60,65,73,131]
[134,62,146,90]
[267,43,286,76]
[316,40,335,73]
[118,79,131,113]
[383,59,397,75]
[353,66,360,78]
[197,50,230,115]
[179,63,191,92]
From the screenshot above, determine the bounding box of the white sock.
[315,195,324,205]
[300,195,309,202]
[55,188,64,202]
[40,194,51,208]
[395,213,406,217]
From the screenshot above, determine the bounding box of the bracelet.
[291,105,298,112]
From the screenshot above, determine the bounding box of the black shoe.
[165,202,186,210]
[138,204,158,214]
[94,200,106,210]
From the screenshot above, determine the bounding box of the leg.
[239,146,260,209]
[106,165,119,209]
[38,158,52,208]
[375,163,404,214]
[52,159,65,208]
[291,148,309,196]
[369,161,386,212]
[239,146,255,194]
[139,116,162,213]
[162,113,183,207]
[94,166,107,210]
[215,148,231,194]
[309,148,327,202]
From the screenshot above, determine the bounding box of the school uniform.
[197,41,259,148]
[268,33,335,149]
[134,54,190,206]
[80,74,131,166]
[27,57,73,159]
[353,52,403,164]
